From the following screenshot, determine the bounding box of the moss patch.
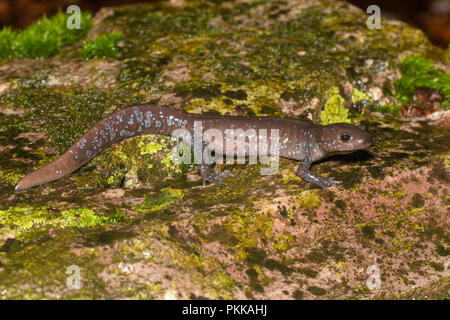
[61,208,124,227]
[0,0,448,300]
[320,86,351,125]
[307,286,326,296]
[0,28,16,60]
[135,187,184,213]
[0,206,56,231]
[395,55,450,108]
[81,32,122,59]
[223,209,273,260]
[296,190,322,208]
[0,205,123,245]
[0,11,92,59]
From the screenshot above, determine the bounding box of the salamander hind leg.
[197,164,234,186]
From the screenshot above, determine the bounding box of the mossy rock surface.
[0,0,448,299]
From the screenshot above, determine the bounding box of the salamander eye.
[340,134,351,142]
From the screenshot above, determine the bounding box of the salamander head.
[318,123,372,156]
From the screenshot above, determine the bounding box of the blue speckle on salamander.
[144,111,152,128]
[105,122,116,141]
[120,129,135,137]
[77,138,87,150]
[134,109,144,123]
[92,136,98,149]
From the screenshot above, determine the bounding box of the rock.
[0,0,448,299]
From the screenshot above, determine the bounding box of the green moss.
[81,32,122,59]
[292,289,304,300]
[0,206,54,230]
[334,199,347,211]
[410,193,425,208]
[374,103,401,115]
[0,27,16,60]
[245,268,259,280]
[0,169,23,186]
[0,84,144,153]
[352,88,373,103]
[320,86,351,125]
[80,133,191,190]
[0,206,121,233]
[201,223,237,245]
[361,224,375,239]
[139,140,164,155]
[245,267,264,293]
[106,175,115,184]
[436,243,449,257]
[61,208,120,227]
[0,0,448,299]
[0,11,92,59]
[188,164,263,209]
[138,137,188,176]
[208,270,237,296]
[273,233,295,252]
[245,247,267,265]
[296,190,322,208]
[429,261,444,272]
[185,80,283,116]
[298,267,319,278]
[16,26,61,59]
[307,286,326,296]
[363,204,428,253]
[395,55,450,108]
[223,209,273,260]
[264,259,292,275]
[135,187,184,213]
[123,233,237,299]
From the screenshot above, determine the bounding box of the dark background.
[0,0,449,48]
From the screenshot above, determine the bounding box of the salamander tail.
[15,105,190,190]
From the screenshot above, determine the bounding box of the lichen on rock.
[0,0,448,299]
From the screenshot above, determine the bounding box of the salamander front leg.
[197,164,234,186]
[195,141,234,186]
[296,159,343,189]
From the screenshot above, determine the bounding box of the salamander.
[14,105,372,191]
